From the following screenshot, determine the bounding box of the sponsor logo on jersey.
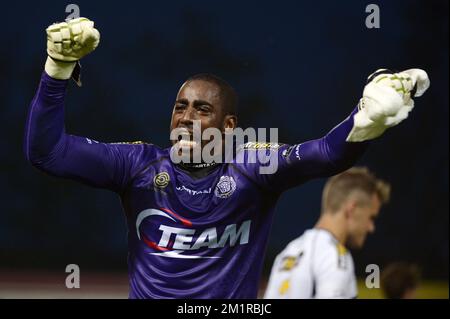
[85,138,99,144]
[243,142,281,150]
[214,176,236,199]
[176,185,212,196]
[153,172,170,189]
[294,145,301,160]
[281,145,295,158]
[110,140,148,145]
[279,279,290,295]
[336,243,348,269]
[136,208,251,259]
[280,252,303,271]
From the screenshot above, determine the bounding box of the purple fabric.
[24,72,368,298]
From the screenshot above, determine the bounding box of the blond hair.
[321,167,390,214]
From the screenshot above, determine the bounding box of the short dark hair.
[186,73,238,116]
[381,262,421,299]
[321,167,391,214]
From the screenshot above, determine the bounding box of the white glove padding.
[47,17,100,62]
[45,17,100,80]
[346,68,430,142]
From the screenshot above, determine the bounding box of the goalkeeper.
[24,18,430,299]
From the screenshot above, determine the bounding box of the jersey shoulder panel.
[232,142,292,190]
[110,141,167,189]
[310,229,357,298]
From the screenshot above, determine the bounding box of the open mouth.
[178,139,198,148]
[177,130,192,141]
[176,129,198,148]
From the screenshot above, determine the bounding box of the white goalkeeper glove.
[346,68,430,142]
[44,17,100,81]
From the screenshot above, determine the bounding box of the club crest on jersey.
[136,208,251,259]
[214,176,236,199]
[153,172,170,189]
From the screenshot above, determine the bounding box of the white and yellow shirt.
[264,228,357,299]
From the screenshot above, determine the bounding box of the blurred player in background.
[265,167,390,299]
[381,262,421,299]
[24,17,429,298]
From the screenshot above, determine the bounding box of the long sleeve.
[24,72,156,194]
[234,108,369,193]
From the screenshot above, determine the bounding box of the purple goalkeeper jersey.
[24,72,368,299]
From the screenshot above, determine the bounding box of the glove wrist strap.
[44,56,77,80]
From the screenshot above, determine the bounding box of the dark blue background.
[1,0,448,280]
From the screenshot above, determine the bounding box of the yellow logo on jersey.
[279,279,290,295]
[154,172,170,189]
[337,243,348,256]
[110,140,148,145]
[243,142,281,150]
[281,256,297,271]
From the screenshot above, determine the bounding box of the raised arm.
[24,18,155,193]
[25,72,156,193]
[238,68,430,192]
[260,107,369,192]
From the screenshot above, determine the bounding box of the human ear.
[223,115,237,131]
